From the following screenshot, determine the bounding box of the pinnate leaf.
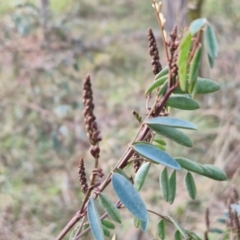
[132,142,181,169]
[98,193,122,223]
[145,75,168,95]
[204,24,218,58]
[146,117,197,130]
[184,172,197,199]
[174,230,182,240]
[87,196,105,240]
[195,78,220,94]
[166,95,200,110]
[101,220,115,229]
[112,173,148,222]
[175,157,203,174]
[157,219,165,240]
[168,170,177,204]
[160,167,169,202]
[178,32,192,91]
[189,46,202,93]
[134,162,151,191]
[151,126,193,148]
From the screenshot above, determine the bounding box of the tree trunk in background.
[163,0,204,32]
[39,0,51,45]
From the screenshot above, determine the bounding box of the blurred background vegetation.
[0,0,240,239]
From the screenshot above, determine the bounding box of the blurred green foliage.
[0,0,240,239]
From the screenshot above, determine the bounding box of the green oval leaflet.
[160,167,169,202]
[168,170,177,204]
[184,172,197,199]
[145,75,168,95]
[166,95,200,110]
[133,142,181,169]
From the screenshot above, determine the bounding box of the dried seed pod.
[148,28,162,75]
[78,157,88,193]
[82,74,102,158]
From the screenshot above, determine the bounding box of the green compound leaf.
[157,219,165,240]
[168,170,177,204]
[101,220,115,229]
[98,193,122,223]
[146,117,197,130]
[134,162,151,191]
[174,230,182,240]
[145,75,168,95]
[185,172,197,199]
[166,95,200,110]
[204,24,218,59]
[189,46,202,93]
[202,164,227,181]
[133,142,181,170]
[195,78,220,94]
[151,126,193,148]
[189,18,207,35]
[160,167,169,202]
[87,196,105,240]
[112,173,148,222]
[178,31,192,91]
[168,216,188,238]
[155,65,169,80]
[175,157,203,174]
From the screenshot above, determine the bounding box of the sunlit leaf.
[195,78,220,94]
[157,219,165,239]
[151,126,193,147]
[98,193,122,223]
[101,220,115,229]
[132,142,181,169]
[145,75,168,95]
[178,31,192,91]
[154,144,166,151]
[189,18,207,35]
[174,230,182,240]
[166,95,200,110]
[155,65,169,80]
[134,162,151,191]
[146,117,197,130]
[202,164,227,181]
[204,24,218,58]
[160,167,169,201]
[168,216,187,238]
[189,46,202,93]
[168,170,177,204]
[185,172,197,199]
[175,157,203,174]
[112,173,148,222]
[87,196,105,240]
